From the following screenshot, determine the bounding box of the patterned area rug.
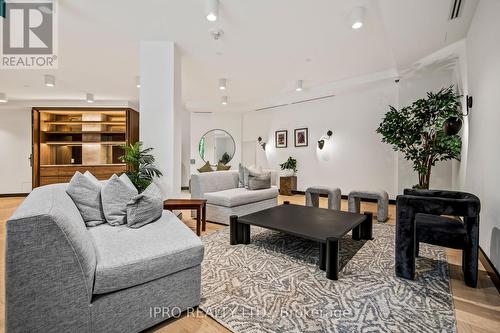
[199,223,456,333]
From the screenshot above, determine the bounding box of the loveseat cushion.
[204,186,278,208]
[88,210,204,294]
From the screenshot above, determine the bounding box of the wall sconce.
[317,130,333,150]
[257,137,266,150]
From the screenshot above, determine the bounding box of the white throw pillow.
[66,171,106,227]
[101,174,138,226]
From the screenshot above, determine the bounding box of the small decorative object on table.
[279,156,297,195]
[163,199,207,236]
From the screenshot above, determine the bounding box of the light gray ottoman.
[348,190,389,222]
[305,186,342,210]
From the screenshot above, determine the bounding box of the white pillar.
[140,41,182,199]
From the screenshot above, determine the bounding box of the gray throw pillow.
[238,163,245,188]
[248,172,272,190]
[66,171,106,227]
[126,183,163,229]
[244,165,262,189]
[101,174,138,226]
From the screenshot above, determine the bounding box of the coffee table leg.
[196,207,201,236]
[202,203,207,232]
[230,215,239,245]
[352,225,361,240]
[326,238,339,280]
[361,212,373,240]
[240,223,250,244]
[319,242,326,271]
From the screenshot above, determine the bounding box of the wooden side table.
[163,199,207,236]
[279,176,297,196]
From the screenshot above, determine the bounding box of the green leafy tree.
[376,86,462,189]
[119,142,163,192]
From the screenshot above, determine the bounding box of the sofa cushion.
[101,174,138,226]
[205,186,278,208]
[88,210,204,294]
[126,183,163,229]
[66,171,106,227]
[248,172,271,190]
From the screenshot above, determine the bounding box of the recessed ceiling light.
[0,93,8,103]
[44,74,55,87]
[219,78,227,90]
[206,0,219,22]
[86,93,95,103]
[135,76,141,88]
[221,96,228,105]
[296,80,304,92]
[350,7,365,30]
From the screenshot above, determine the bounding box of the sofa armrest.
[397,192,480,217]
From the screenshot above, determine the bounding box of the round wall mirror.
[198,129,236,165]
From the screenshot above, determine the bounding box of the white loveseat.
[190,170,279,225]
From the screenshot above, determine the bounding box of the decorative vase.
[281,169,294,177]
[443,117,463,136]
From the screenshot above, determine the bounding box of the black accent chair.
[395,189,481,287]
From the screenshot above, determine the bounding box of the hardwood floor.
[1,195,499,332]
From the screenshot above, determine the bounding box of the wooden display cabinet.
[32,107,139,188]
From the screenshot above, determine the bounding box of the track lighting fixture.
[219,78,227,90]
[86,93,95,103]
[221,96,228,105]
[44,74,55,87]
[318,130,333,149]
[350,7,365,30]
[206,0,219,22]
[296,80,303,92]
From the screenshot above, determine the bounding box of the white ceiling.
[0,0,478,111]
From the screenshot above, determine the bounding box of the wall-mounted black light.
[257,137,266,150]
[317,130,333,150]
[443,95,472,136]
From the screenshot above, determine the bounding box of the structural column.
[140,41,182,199]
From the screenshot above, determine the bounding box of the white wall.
[242,82,399,198]
[397,71,456,193]
[464,0,500,271]
[0,108,32,194]
[190,112,242,174]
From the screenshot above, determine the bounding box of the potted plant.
[119,141,163,192]
[280,156,297,177]
[376,86,462,189]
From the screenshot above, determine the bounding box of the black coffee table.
[230,202,373,280]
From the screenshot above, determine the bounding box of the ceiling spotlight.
[296,80,303,92]
[219,78,227,90]
[44,74,55,87]
[0,93,8,103]
[135,76,141,88]
[350,7,365,29]
[206,0,219,22]
[86,93,95,103]
[221,96,228,105]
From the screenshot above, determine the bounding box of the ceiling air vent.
[449,0,464,20]
[290,94,335,105]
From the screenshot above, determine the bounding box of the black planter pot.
[443,117,463,136]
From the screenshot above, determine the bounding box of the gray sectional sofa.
[6,183,204,333]
[191,170,279,224]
